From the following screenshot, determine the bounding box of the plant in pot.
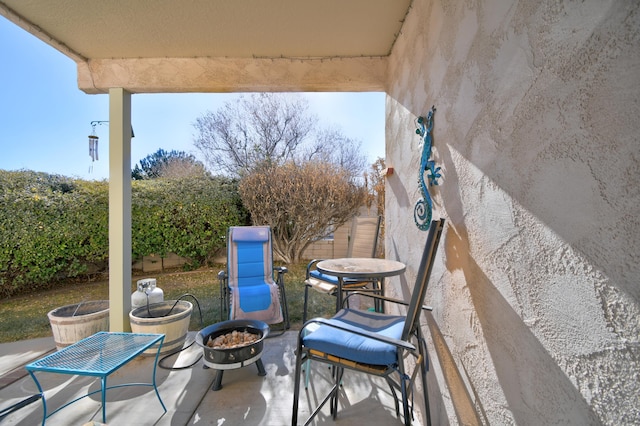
[129,300,193,355]
[48,300,110,350]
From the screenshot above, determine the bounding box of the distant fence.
[132,253,191,273]
[300,222,350,260]
[133,215,379,272]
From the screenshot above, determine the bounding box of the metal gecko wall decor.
[414,106,442,230]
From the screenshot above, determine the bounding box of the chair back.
[347,215,382,258]
[228,226,274,288]
[227,226,282,323]
[401,219,445,340]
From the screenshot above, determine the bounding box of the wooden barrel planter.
[129,300,193,355]
[47,300,110,350]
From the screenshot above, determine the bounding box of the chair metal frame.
[219,226,290,332]
[292,219,444,426]
[0,394,42,421]
[303,215,382,322]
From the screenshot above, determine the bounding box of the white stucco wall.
[385,1,639,424]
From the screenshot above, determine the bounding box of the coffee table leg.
[152,337,168,412]
[27,371,47,426]
[101,376,107,423]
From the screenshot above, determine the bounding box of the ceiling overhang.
[1,0,411,94]
[77,57,387,94]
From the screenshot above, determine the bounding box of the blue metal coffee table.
[25,332,166,425]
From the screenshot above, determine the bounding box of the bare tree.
[365,157,386,216]
[195,93,370,260]
[365,157,386,257]
[157,158,209,179]
[303,126,367,180]
[193,93,366,178]
[239,161,366,263]
[193,94,311,176]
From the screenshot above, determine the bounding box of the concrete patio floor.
[0,330,422,425]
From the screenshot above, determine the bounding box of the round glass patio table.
[315,258,406,313]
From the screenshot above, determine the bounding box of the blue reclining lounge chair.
[219,226,289,332]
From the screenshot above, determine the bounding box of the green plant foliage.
[132,148,207,180]
[0,171,109,297]
[0,171,247,297]
[131,176,248,268]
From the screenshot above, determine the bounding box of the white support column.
[108,88,132,332]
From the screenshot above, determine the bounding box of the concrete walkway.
[0,331,418,425]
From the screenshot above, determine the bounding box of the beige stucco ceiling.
[0,0,411,93]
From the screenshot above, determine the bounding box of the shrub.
[131,176,248,267]
[239,161,366,263]
[0,171,109,296]
[0,171,246,297]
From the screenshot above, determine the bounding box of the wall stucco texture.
[384,1,639,424]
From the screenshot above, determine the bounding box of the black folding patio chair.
[292,218,444,426]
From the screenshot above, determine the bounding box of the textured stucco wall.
[385,1,639,424]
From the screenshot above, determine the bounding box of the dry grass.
[0,262,337,344]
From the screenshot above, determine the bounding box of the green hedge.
[131,176,247,266]
[0,170,247,297]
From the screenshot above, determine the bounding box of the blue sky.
[0,18,385,181]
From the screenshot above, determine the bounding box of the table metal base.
[25,332,166,425]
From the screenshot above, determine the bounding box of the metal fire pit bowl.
[196,319,269,391]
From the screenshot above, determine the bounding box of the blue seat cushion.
[309,269,370,287]
[236,283,272,312]
[303,309,405,366]
[234,235,272,313]
[309,269,340,285]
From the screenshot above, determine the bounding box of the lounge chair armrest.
[275,266,288,286]
[274,266,288,274]
[301,317,416,352]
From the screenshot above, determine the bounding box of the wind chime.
[87,120,134,173]
[88,121,108,173]
[89,128,99,161]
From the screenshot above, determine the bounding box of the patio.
[2,1,636,423]
[0,330,424,425]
